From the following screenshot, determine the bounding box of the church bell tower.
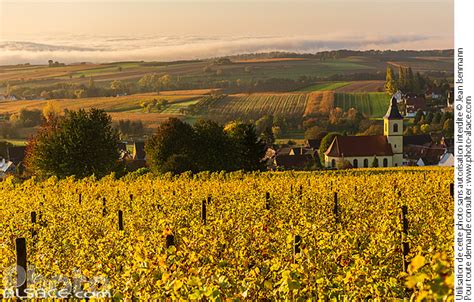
[384,96,403,166]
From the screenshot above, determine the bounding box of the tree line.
[24,109,266,179]
[384,65,451,97]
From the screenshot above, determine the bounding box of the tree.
[371,156,379,168]
[48,60,53,67]
[110,80,125,95]
[42,100,62,123]
[260,127,275,146]
[75,89,86,99]
[384,66,397,95]
[255,115,273,134]
[414,109,425,124]
[360,124,383,136]
[398,66,406,92]
[441,112,453,126]
[224,121,266,171]
[404,127,414,136]
[432,112,442,124]
[193,119,233,172]
[305,125,326,140]
[318,132,341,164]
[407,67,415,92]
[25,109,120,178]
[145,118,196,174]
[425,112,434,124]
[414,72,423,93]
[420,124,431,133]
[11,108,43,127]
[443,118,454,136]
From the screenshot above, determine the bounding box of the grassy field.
[0,90,216,130]
[1,54,451,90]
[300,82,350,92]
[333,92,390,117]
[333,80,385,92]
[197,93,309,121]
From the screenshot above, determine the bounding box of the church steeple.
[384,96,404,120]
[383,96,403,167]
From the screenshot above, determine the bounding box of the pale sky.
[0,0,454,63]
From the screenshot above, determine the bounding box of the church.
[324,97,404,168]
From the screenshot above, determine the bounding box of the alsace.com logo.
[2,264,111,299]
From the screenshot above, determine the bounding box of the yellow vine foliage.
[0,167,453,300]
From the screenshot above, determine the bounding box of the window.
[353,159,358,168]
[393,123,399,133]
[364,159,369,168]
[395,163,398,167]
[394,144,397,148]
[383,158,388,167]
[331,159,336,168]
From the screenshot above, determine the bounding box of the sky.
[0,0,454,64]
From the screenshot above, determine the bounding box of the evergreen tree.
[371,156,379,168]
[432,112,442,124]
[407,67,415,92]
[384,66,397,95]
[425,112,434,124]
[398,66,406,92]
[414,109,425,124]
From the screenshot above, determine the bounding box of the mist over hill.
[0,34,444,65]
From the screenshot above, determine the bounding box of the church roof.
[384,96,404,120]
[325,135,394,157]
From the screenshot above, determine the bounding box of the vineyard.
[334,92,390,117]
[0,168,453,300]
[195,93,309,121]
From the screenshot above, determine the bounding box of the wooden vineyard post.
[78,193,82,205]
[201,199,207,224]
[450,183,454,199]
[333,192,339,224]
[166,234,175,248]
[31,212,37,238]
[16,238,27,297]
[299,185,303,200]
[102,197,107,217]
[265,192,270,210]
[401,205,410,273]
[207,195,212,204]
[118,210,124,231]
[294,235,302,263]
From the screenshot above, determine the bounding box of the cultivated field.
[300,82,350,92]
[333,80,385,93]
[0,91,215,130]
[0,168,453,300]
[333,92,390,117]
[197,93,309,120]
[303,91,334,116]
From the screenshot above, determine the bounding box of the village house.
[402,93,427,117]
[269,142,319,171]
[0,158,16,179]
[324,97,404,168]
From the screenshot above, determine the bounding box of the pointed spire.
[384,96,403,120]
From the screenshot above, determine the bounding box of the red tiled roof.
[405,97,426,112]
[325,135,394,157]
[274,154,314,170]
